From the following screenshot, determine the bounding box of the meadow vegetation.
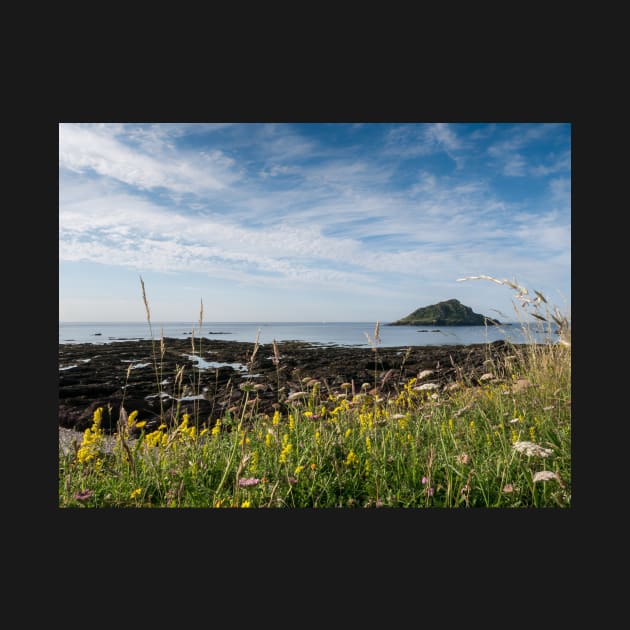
[59,276,571,508]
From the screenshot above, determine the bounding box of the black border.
[43,77,581,594]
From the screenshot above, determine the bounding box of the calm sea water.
[59,321,558,347]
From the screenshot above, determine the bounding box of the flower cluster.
[279,434,293,463]
[532,470,557,482]
[238,477,260,487]
[512,441,554,458]
[77,407,105,465]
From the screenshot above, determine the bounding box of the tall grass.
[59,276,571,508]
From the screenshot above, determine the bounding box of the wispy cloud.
[59,122,571,321]
[531,150,571,176]
[385,123,466,165]
[59,124,240,193]
[486,124,569,177]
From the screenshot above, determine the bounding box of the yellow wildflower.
[241,500,251,508]
[145,430,164,449]
[136,420,147,429]
[344,450,358,466]
[294,465,305,475]
[76,407,104,464]
[127,410,139,427]
[130,488,142,499]
[279,442,293,463]
[249,450,259,473]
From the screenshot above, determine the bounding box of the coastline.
[59,337,515,433]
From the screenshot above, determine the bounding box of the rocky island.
[388,299,500,326]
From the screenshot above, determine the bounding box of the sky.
[59,122,571,323]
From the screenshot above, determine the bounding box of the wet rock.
[58,337,513,433]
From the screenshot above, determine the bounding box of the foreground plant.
[59,275,570,508]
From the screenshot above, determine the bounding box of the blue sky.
[59,122,571,323]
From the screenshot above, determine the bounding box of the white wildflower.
[414,382,439,391]
[287,391,307,401]
[533,470,558,483]
[513,441,554,458]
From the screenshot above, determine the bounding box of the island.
[388,299,500,326]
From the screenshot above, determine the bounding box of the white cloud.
[59,124,239,193]
[549,177,571,205]
[503,154,527,176]
[487,125,569,178]
[59,172,569,308]
[59,123,570,321]
[385,123,465,166]
[531,150,571,176]
[426,123,461,152]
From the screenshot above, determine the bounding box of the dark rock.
[58,337,513,433]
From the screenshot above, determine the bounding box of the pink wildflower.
[238,477,260,488]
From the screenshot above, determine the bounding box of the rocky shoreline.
[59,337,512,434]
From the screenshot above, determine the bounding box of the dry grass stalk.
[457,274,571,347]
[139,276,165,418]
[140,275,151,326]
[247,328,261,372]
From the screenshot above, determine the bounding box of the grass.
[59,275,571,508]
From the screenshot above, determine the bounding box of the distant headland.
[388,299,500,326]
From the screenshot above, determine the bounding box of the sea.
[59,321,559,348]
